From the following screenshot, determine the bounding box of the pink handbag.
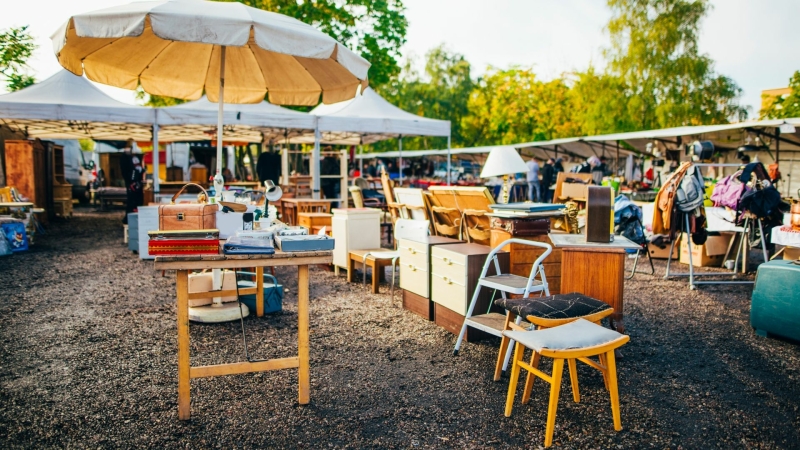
[711,172,748,210]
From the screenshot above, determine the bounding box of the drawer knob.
[442,257,451,264]
[408,264,415,271]
[443,276,452,284]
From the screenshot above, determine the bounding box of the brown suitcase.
[158,183,217,231]
[490,217,550,236]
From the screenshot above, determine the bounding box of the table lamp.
[480,146,529,204]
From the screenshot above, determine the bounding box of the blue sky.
[2,0,798,117]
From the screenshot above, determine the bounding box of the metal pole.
[359,139,364,176]
[281,130,289,185]
[312,118,321,199]
[213,46,226,201]
[776,128,781,164]
[398,135,403,186]
[447,134,452,186]
[616,140,620,175]
[152,109,160,194]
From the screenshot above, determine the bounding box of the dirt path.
[1,208,798,449]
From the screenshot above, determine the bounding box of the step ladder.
[453,239,552,371]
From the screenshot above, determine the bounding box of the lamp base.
[189,302,249,323]
[500,175,512,204]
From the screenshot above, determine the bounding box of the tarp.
[157,96,316,143]
[0,70,155,140]
[292,87,451,145]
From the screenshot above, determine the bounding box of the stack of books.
[488,202,566,218]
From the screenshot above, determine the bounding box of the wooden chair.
[462,209,491,245]
[429,205,461,239]
[503,318,630,448]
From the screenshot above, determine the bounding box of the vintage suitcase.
[490,217,550,236]
[751,260,800,341]
[148,229,220,256]
[158,183,217,231]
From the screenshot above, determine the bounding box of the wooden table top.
[548,233,639,250]
[0,202,34,207]
[154,249,332,270]
[280,198,339,204]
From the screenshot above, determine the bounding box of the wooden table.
[279,198,338,226]
[347,249,392,294]
[154,250,333,420]
[548,234,639,333]
[298,212,333,234]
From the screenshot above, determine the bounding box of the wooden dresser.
[430,243,509,340]
[398,236,462,320]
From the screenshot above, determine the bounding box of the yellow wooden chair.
[503,318,630,448]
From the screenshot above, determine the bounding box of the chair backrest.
[349,186,365,208]
[394,218,430,242]
[353,177,370,190]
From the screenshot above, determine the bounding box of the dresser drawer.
[400,238,429,256]
[431,272,467,314]
[431,257,467,284]
[400,263,429,297]
[399,245,428,269]
[432,246,469,266]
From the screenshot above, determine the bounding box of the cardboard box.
[783,246,800,260]
[648,236,680,259]
[679,232,733,267]
[559,182,588,201]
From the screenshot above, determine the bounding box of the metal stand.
[663,214,768,290]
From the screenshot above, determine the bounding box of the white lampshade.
[480,146,529,178]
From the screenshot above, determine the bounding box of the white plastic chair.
[453,239,552,371]
[362,218,430,302]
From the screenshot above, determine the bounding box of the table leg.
[176,270,191,420]
[256,266,264,317]
[371,260,379,294]
[346,254,354,283]
[298,264,310,404]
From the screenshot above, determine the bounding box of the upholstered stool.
[493,293,614,381]
[504,318,630,448]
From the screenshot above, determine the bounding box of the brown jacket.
[652,162,693,235]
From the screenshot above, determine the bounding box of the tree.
[605,0,746,130]
[760,71,800,119]
[0,26,36,92]
[568,67,634,136]
[460,68,579,147]
[378,45,473,151]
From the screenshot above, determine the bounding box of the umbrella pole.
[213,46,227,202]
[398,135,403,186]
[153,109,160,194]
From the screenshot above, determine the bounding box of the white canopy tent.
[291,87,451,191]
[157,96,316,143]
[0,70,155,140]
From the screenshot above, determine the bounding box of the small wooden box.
[434,303,494,342]
[298,212,332,230]
[402,289,433,321]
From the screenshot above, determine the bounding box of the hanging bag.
[710,171,748,210]
[158,183,217,231]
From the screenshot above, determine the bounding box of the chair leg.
[494,313,513,381]
[599,353,610,391]
[544,358,565,448]
[521,351,541,405]
[501,314,523,374]
[606,350,623,431]
[626,250,640,280]
[567,358,580,403]
[390,257,398,304]
[504,341,525,417]
[362,255,368,288]
[645,243,655,275]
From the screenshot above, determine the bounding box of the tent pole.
[616,140,620,175]
[398,135,403,186]
[359,138,364,176]
[447,134,452,186]
[776,128,781,164]
[312,118,321,199]
[213,45,226,202]
[281,130,289,185]
[152,109,160,194]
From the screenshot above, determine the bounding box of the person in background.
[256,148,281,186]
[738,153,751,170]
[554,158,565,174]
[592,156,607,185]
[119,138,144,224]
[526,156,540,202]
[540,158,556,203]
[366,160,378,178]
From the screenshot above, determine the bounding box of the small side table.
[347,249,392,294]
[298,212,332,232]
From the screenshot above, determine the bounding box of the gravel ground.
[1,207,799,449]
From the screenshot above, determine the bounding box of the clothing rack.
[663,213,768,290]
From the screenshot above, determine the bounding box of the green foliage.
[135,86,186,107]
[0,26,36,92]
[568,67,634,136]
[605,0,747,128]
[760,71,800,119]
[461,68,578,146]
[78,139,96,151]
[378,45,472,150]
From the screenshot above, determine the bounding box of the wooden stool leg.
[504,342,525,417]
[544,358,565,448]
[494,313,514,381]
[521,351,541,405]
[370,260,379,294]
[606,350,623,431]
[567,358,580,403]
[347,255,355,283]
[599,353,610,391]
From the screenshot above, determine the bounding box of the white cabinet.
[332,208,381,270]
[137,206,160,260]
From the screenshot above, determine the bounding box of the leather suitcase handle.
[172,183,209,205]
